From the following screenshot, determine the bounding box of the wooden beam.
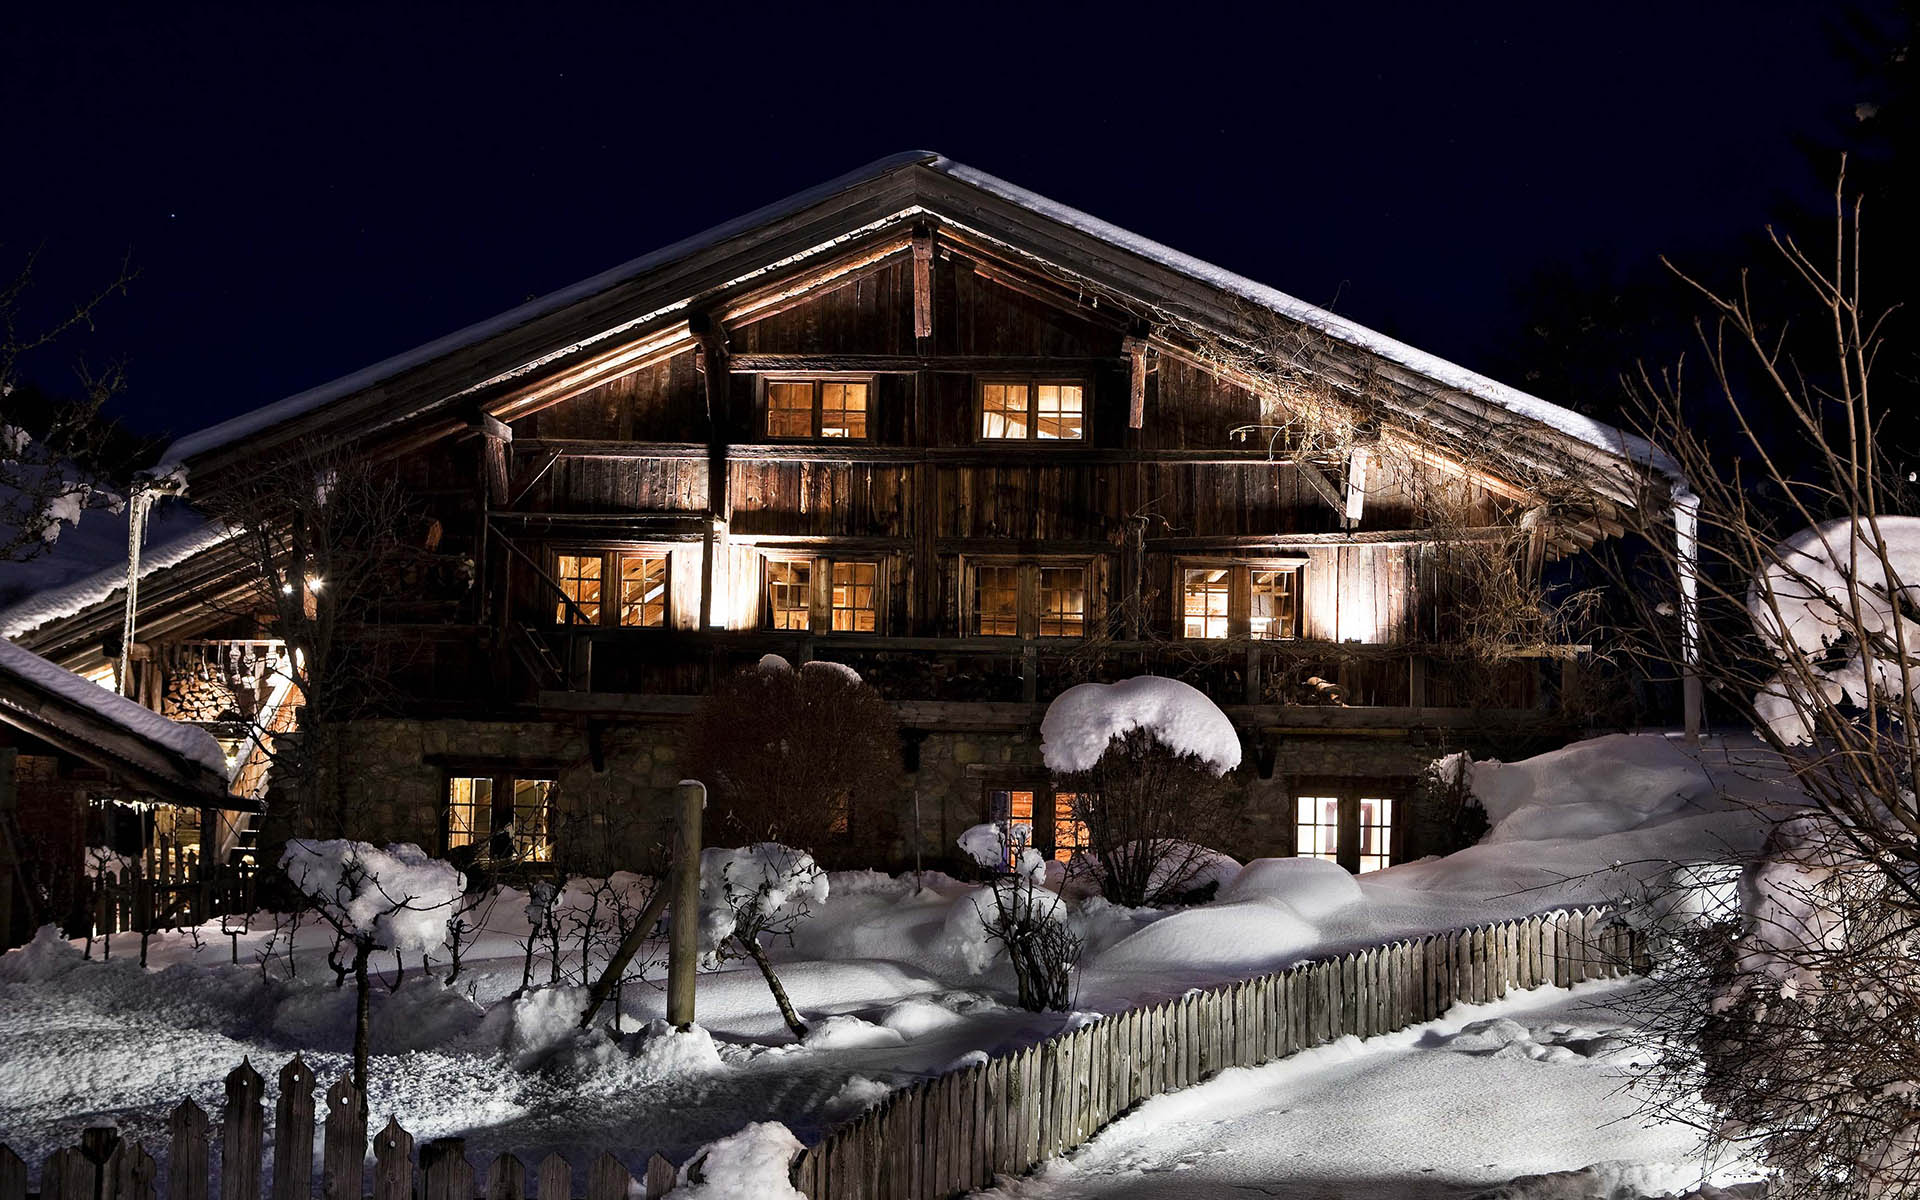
[506,449,562,509]
[1343,445,1370,527]
[1295,458,1345,515]
[727,354,1123,373]
[912,226,934,340]
[1122,336,1149,430]
[690,312,731,630]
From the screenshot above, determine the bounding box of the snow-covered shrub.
[1041,679,1245,906]
[972,850,1082,1011]
[699,843,828,1037]
[278,839,464,1089]
[680,657,902,866]
[677,1121,807,1200]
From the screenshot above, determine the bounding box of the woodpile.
[160,672,238,723]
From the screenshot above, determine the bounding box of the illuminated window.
[1034,384,1084,440]
[1295,795,1341,864]
[973,564,1021,636]
[1251,567,1299,640]
[989,788,1038,867]
[766,559,813,630]
[820,382,868,439]
[828,792,850,835]
[980,382,1029,440]
[618,552,669,627]
[831,561,878,632]
[1052,792,1090,862]
[1357,797,1395,874]
[446,777,493,852]
[766,379,869,439]
[981,380,1085,441]
[1037,567,1086,637]
[1182,568,1232,639]
[555,554,602,625]
[511,778,556,862]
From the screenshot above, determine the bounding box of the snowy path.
[975,980,1745,1200]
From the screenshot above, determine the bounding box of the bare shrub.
[1055,728,1241,907]
[975,861,1082,1012]
[680,661,903,868]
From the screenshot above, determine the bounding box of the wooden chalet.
[0,152,1687,881]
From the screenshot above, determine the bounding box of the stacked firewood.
[161,670,240,723]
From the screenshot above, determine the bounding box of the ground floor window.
[445,772,556,863]
[1292,785,1400,873]
[987,784,1090,865]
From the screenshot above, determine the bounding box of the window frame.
[1288,779,1407,873]
[760,375,874,442]
[441,769,558,863]
[547,547,676,629]
[757,552,888,635]
[1174,557,1306,641]
[984,781,1091,865]
[974,377,1088,443]
[964,557,1094,640]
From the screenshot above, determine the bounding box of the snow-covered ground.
[0,732,1804,1191]
[975,979,1759,1200]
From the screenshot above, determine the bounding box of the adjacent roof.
[0,636,250,810]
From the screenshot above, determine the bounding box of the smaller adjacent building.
[0,636,256,947]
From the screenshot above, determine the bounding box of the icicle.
[118,485,155,699]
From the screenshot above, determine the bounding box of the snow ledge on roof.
[0,635,229,776]
[0,517,237,641]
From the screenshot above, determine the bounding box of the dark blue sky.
[1,2,1894,441]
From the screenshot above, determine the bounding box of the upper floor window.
[969,560,1089,638]
[553,549,672,627]
[765,378,869,440]
[762,554,885,633]
[1178,561,1303,640]
[979,380,1085,441]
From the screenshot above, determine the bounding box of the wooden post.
[912,226,934,341]
[0,747,14,945]
[371,1119,413,1200]
[168,1100,210,1200]
[0,1145,25,1200]
[322,1078,365,1200]
[220,1062,265,1200]
[535,1155,570,1200]
[667,780,704,1029]
[271,1057,315,1200]
[1122,336,1148,430]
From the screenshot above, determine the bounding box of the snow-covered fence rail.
[789,905,1643,1200]
[0,1058,677,1200]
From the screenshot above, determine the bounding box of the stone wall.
[260,716,1570,877]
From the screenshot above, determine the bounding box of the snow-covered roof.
[0,635,243,808]
[157,151,1679,484]
[0,507,233,641]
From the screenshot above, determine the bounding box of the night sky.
[2,2,1898,443]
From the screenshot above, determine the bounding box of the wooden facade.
[3,153,1655,877]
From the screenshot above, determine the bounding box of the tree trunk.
[352,936,372,1095]
[738,934,807,1039]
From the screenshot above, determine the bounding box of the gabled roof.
[0,637,251,810]
[157,151,1680,492]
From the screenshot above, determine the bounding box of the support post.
[667,780,705,1029]
[912,226,934,341]
[0,747,14,945]
[1122,336,1149,430]
[1673,488,1703,743]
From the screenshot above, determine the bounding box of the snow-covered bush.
[677,1121,807,1200]
[278,839,464,1089]
[972,850,1082,1011]
[680,657,902,866]
[1040,677,1245,905]
[699,844,828,1037]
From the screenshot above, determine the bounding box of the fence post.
[535,1154,570,1200]
[372,1118,413,1200]
[0,1145,24,1200]
[486,1153,526,1200]
[220,1062,265,1200]
[322,1078,365,1200]
[168,1100,210,1200]
[272,1057,316,1200]
[420,1139,472,1200]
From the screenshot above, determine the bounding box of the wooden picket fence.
[0,1058,676,1200]
[0,906,1641,1200]
[787,905,1644,1200]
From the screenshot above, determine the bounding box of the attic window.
[980,380,1084,441]
[765,379,869,440]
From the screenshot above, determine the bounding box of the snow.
[1746,516,1920,744]
[1039,675,1241,774]
[957,822,1012,869]
[0,634,228,776]
[278,840,466,954]
[697,844,829,952]
[0,733,1810,1189]
[975,980,1760,1200]
[0,503,230,639]
[1472,733,1719,843]
[677,1121,807,1200]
